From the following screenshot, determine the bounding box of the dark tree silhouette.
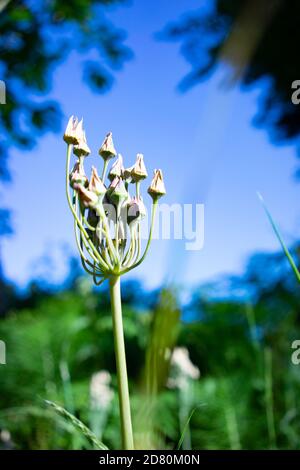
[0,0,132,181]
[0,0,132,274]
[161,0,300,156]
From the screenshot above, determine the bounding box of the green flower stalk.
[63,116,166,449]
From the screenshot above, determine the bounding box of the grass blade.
[45,400,108,450]
[176,405,202,450]
[258,192,300,283]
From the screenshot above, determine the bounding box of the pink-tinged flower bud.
[127,196,146,225]
[75,184,98,209]
[89,166,106,197]
[99,132,117,160]
[109,154,124,181]
[147,169,166,200]
[131,153,148,182]
[69,161,88,188]
[74,128,91,158]
[107,176,128,205]
[63,115,81,145]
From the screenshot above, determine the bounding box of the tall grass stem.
[264,347,276,449]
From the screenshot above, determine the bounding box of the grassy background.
[0,244,300,450]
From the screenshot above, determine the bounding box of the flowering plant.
[63,116,166,449]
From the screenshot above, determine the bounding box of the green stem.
[109,276,134,449]
[136,181,140,198]
[101,160,109,181]
[122,226,136,267]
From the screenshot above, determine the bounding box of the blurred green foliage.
[0,246,300,449]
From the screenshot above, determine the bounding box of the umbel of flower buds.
[99,132,117,160]
[148,169,166,200]
[64,115,166,283]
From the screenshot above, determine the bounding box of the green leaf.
[258,192,300,283]
[44,400,108,450]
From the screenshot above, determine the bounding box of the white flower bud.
[127,196,146,226]
[69,161,88,188]
[89,166,106,197]
[107,176,128,205]
[99,132,117,160]
[63,115,81,145]
[131,153,147,182]
[75,183,98,209]
[148,169,166,200]
[108,154,124,181]
[73,128,91,158]
[123,165,134,182]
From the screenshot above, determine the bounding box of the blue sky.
[2,0,300,290]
